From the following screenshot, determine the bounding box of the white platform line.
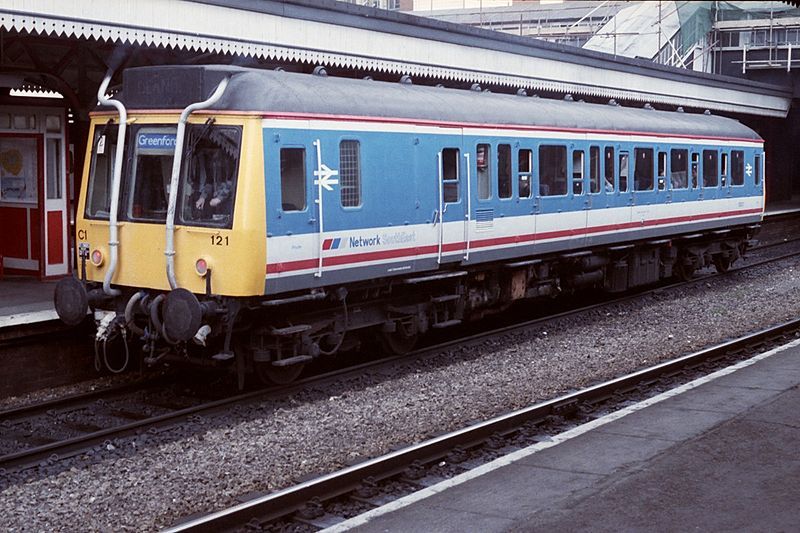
[323,337,800,532]
[0,309,60,329]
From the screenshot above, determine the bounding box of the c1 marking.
[77,229,87,240]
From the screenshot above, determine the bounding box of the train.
[54,64,765,385]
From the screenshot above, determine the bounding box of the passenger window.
[498,144,512,199]
[340,140,361,207]
[572,150,584,195]
[589,146,600,194]
[477,143,491,200]
[518,149,532,199]
[731,150,744,186]
[755,154,762,185]
[703,149,718,187]
[539,145,567,196]
[280,148,306,211]
[442,148,460,203]
[691,153,699,188]
[604,147,615,192]
[634,148,654,191]
[670,149,688,189]
[657,151,667,190]
[619,152,629,192]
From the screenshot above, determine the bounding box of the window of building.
[589,146,600,194]
[619,152,629,192]
[634,148,653,191]
[657,151,667,190]
[280,148,306,211]
[670,149,688,189]
[477,143,491,200]
[46,115,62,133]
[539,145,567,196]
[703,149,718,187]
[442,148,460,203]
[46,139,62,200]
[518,149,532,198]
[13,114,35,130]
[572,150,584,195]
[339,140,361,207]
[604,147,615,192]
[498,144,512,199]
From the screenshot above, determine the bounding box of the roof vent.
[470,83,482,92]
[578,99,585,103]
[704,109,711,115]
[516,88,528,96]
[363,75,373,81]
[608,99,618,106]
[435,83,445,88]
[400,75,412,85]
[676,106,684,113]
[483,88,492,93]
[564,94,574,101]
[312,66,328,77]
[644,103,654,110]
[274,67,285,72]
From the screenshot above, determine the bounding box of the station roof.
[0,0,792,117]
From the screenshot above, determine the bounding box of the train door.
[613,148,634,232]
[585,145,612,247]
[631,146,668,227]
[535,143,581,252]
[437,134,466,264]
[667,147,692,204]
[265,124,318,278]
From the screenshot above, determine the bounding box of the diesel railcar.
[55,65,765,384]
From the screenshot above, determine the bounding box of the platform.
[332,339,800,532]
[0,276,59,329]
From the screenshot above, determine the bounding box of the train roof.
[118,65,762,142]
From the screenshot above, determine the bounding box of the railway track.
[164,318,800,532]
[2,239,799,477]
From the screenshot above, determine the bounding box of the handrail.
[96,72,127,297]
[164,78,229,289]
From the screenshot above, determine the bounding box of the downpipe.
[96,71,128,297]
[164,77,229,289]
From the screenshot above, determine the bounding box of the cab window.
[85,120,117,219]
[178,124,242,228]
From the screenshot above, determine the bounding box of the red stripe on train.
[265,208,762,274]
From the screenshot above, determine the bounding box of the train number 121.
[211,235,229,246]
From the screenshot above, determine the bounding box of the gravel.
[2,255,800,531]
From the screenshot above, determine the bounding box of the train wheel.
[674,259,696,281]
[379,328,419,355]
[255,361,305,385]
[713,255,732,273]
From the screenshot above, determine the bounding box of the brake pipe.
[96,72,127,297]
[164,77,229,290]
